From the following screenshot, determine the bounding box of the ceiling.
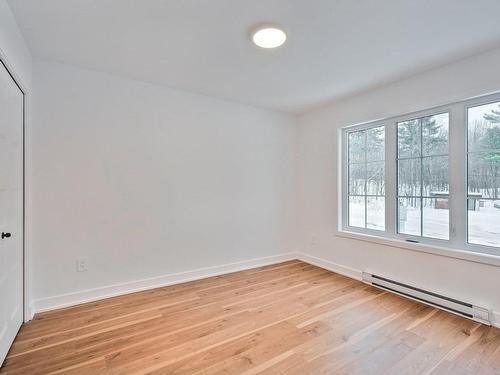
[8,0,500,113]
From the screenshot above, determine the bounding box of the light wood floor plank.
[1,260,499,374]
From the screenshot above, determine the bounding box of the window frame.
[340,92,500,258]
[394,109,451,243]
[344,125,386,232]
[464,96,500,253]
[341,120,388,238]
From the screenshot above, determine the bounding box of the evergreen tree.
[481,105,500,160]
[484,106,500,123]
[480,127,500,160]
[397,116,448,204]
[479,106,500,198]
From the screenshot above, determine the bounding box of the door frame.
[0,51,29,322]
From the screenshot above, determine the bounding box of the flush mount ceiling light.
[251,26,287,49]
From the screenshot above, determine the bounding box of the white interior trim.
[0,45,32,324]
[336,230,500,267]
[492,311,500,329]
[34,252,297,313]
[33,250,500,329]
[297,252,362,280]
[339,91,500,258]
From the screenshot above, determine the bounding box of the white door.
[0,60,24,366]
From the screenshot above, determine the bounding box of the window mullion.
[449,103,467,248]
[385,123,396,235]
[420,121,424,237]
[340,129,348,231]
[364,131,368,228]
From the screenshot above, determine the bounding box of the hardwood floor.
[2,260,499,374]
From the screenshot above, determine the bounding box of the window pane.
[468,102,500,248]
[468,102,500,153]
[366,162,384,195]
[398,120,421,158]
[367,197,385,231]
[468,199,500,247]
[346,126,385,231]
[349,196,365,228]
[348,131,365,163]
[398,113,449,239]
[398,198,421,236]
[423,113,449,156]
[467,153,500,199]
[348,163,365,195]
[423,198,449,240]
[398,158,421,197]
[366,126,385,161]
[423,156,449,197]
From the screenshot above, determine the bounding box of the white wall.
[0,0,33,320]
[32,61,298,310]
[297,47,500,326]
[0,0,31,87]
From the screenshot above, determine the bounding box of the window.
[467,101,500,248]
[341,93,500,257]
[397,113,449,239]
[347,126,385,230]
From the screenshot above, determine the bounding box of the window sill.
[335,230,500,267]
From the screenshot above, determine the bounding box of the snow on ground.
[469,201,500,247]
[349,199,500,248]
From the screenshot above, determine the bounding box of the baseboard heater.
[362,272,491,326]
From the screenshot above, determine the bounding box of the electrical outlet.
[76,257,88,272]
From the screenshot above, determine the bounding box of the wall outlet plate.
[76,257,88,272]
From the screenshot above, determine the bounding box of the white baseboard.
[31,250,500,328]
[297,252,500,328]
[297,252,362,281]
[24,303,35,322]
[33,252,297,314]
[492,311,500,328]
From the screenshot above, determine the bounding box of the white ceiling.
[8,0,500,113]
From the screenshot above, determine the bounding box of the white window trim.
[339,91,500,266]
[335,229,500,267]
[342,123,386,232]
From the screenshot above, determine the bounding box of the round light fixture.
[251,26,287,49]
